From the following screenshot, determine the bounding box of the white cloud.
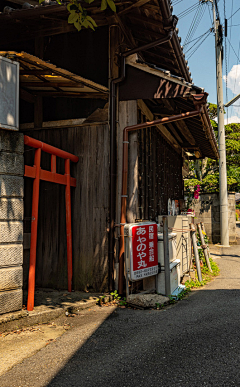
[223,64,240,94]
[224,115,240,125]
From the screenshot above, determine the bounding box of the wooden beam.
[165,122,183,144]
[176,120,196,146]
[20,118,86,131]
[118,0,151,16]
[125,13,164,30]
[20,70,53,75]
[7,0,39,5]
[161,99,196,146]
[20,88,37,104]
[33,91,108,99]
[137,99,181,153]
[114,14,138,51]
[20,82,84,88]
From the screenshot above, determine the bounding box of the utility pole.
[213,1,229,246]
[204,0,229,245]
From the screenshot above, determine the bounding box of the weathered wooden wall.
[137,126,184,220]
[24,124,109,292]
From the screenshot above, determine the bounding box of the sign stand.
[124,222,158,301]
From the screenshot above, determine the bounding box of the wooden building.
[0,0,218,301]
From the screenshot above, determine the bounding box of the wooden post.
[163,216,171,295]
[27,148,41,311]
[65,158,73,292]
[197,223,212,272]
[190,223,202,282]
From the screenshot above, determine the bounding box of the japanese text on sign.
[130,223,158,281]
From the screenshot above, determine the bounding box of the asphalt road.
[1,247,240,387]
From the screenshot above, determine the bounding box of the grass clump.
[185,256,220,291]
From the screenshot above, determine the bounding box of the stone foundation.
[0,130,24,314]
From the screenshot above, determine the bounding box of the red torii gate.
[24,135,79,311]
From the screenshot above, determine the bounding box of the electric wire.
[207,2,213,26]
[177,3,199,19]
[187,31,212,59]
[172,0,183,5]
[228,6,240,21]
[184,30,211,54]
[228,38,240,64]
[233,41,240,93]
[224,0,228,124]
[228,23,240,28]
[228,0,234,120]
[183,2,206,47]
[183,30,211,47]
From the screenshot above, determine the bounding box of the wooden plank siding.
[23,124,109,292]
[137,125,183,219]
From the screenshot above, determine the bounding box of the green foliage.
[119,297,128,306]
[186,230,220,291]
[110,290,121,301]
[208,103,218,120]
[39,0,116,31]
[184,104,240,194]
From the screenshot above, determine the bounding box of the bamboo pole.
[197,223,212,272]
[200,222,211,261]
[190,224,202,282]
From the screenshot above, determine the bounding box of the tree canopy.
[184,103,240,194]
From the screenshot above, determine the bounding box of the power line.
[228,37,240,63]
[227,0,234,81]
[184,2,205,46]
[187,31,212,59]
[224,0,228,124]
[228,6,240,20]
[177,3,199,19]
[233,41,240,93]
[184,30,211,54]
[183,30,211,47]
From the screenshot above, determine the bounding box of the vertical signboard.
[124,222,158,281]
[0,56,19,131]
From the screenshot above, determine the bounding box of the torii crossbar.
[24,135,79,311]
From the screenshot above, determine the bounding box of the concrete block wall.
[0,130,24,314]
[194,192,236,244]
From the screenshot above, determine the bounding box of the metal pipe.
[24,136,79,162]
[118,108,202,294]
[27,147,41,311]
[109,25,176,293]
[65,159,73,292]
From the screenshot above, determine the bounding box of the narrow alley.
[0,246,240,387]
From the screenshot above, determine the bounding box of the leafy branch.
[39,0,116,31]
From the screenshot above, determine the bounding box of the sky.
[172,0,240,124]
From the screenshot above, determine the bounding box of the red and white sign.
[125,223,158,281]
